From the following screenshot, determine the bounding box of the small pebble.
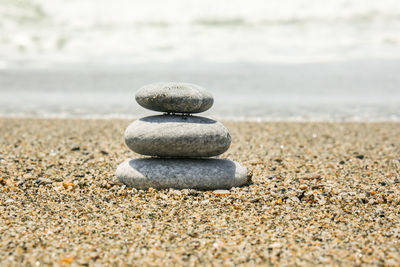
[301,173,321,180]
[213,190,230,196]
[299,184,308,190]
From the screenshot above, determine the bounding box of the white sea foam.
[1,0,400,66]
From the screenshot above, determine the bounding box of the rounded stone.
[124,115,231,157]
[135,82,213,113]
[116,158,249,190]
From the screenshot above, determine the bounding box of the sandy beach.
[0,118,399,266]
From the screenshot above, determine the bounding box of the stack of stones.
[116,82,249,190]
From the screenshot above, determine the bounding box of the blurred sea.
[0,0,399,120]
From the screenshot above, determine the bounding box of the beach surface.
[0,118,399,266]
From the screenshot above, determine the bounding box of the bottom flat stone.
[116,158,249,190]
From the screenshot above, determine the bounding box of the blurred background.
[1,0,399,120]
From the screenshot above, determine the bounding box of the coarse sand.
[0,118,399,266]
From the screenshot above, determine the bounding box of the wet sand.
[0,118,399,266]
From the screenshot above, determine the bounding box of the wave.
[1,0,400,66]
[193,17,246,27]
[0,0,46,24]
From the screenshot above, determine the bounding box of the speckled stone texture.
[124,115,231,157]
[116,158,249,190]
[135,82,214,113]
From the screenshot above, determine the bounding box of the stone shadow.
[139,115,216,124]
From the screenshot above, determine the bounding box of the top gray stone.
[135,82,213,113]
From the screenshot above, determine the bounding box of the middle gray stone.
[125,115,231,157]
